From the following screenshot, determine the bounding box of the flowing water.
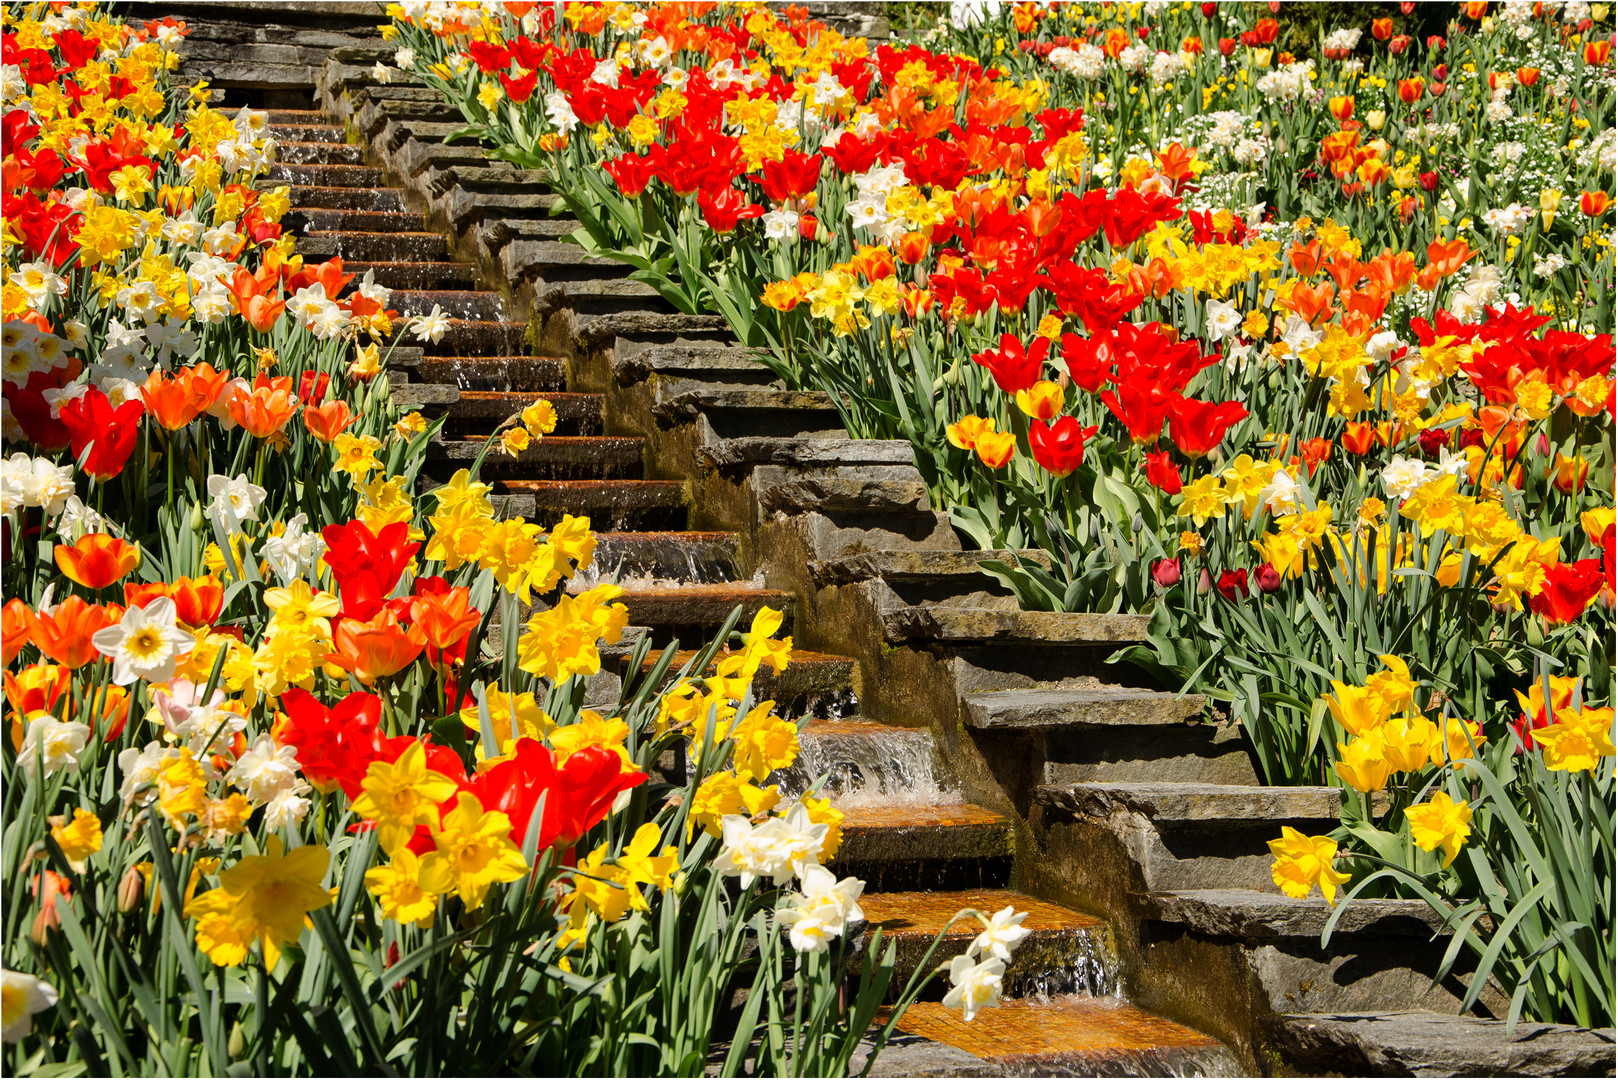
[776,721,950,807]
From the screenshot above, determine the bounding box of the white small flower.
[761,208,800,242]
[17,716,91,777]
[1381,455,1431,500]
[1205,298,1241,342]
[394,47,416,68]
[371,62,394,85]
[969,906,1030,962]
[261,512,326,584]
[941,954,1005,1021]
[410,304,452,344]
[544,90,578,132]
[1,969,58,1042]
[206,472,267,526]
[263,783,313,830]
[227,735,303,803]
[90,597,195,685]
[1259,468,1302,515]
[118,741,167,803]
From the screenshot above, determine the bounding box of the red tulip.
[59,388,144,481]
[1216,568,1249,602]
[1526,560,1605,625]
[275,689,385,797]
[1101,377,1179,445]
[1167,397,1248,458]
[1143,450,1183,494]
[1152,558,1182,587]
[1028,417,1099,478]
[758,150,823,205]
[321,520,421,620]
[972,334,1050,394]
[697,187,764,234]
[1255,564,1283,593]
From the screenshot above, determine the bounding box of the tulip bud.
[1419,171,1439,192]
[1366,109,1387,130]
[798,213,819,241]
[1434,63,1448,81]
[118,866,145,912]
[229,1022,247,1060]
[1153,558,1182,588]
[1517,65,1540,85]
[1252,48,1272,67]
[1219,36,1237,55]
[1401,1,1417,12]
[1389,34,1411,54]
[1255,564,1283,593]
[30,904,59,946]
[1196,568,1213,596]
[1540,188,1562,230]
[1202,1,1217,14]
[1429,81,1447,97]
[1427,34,1447,50]
[189,503,204,531]
[1328,95,1355,122]
[1594,3,1612,20]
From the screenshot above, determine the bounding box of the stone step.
[575,312,731,350]
[1139,889,1447,940]
[386,289,504,321]
[503,239,634,283]
[538,278,674,316]
[388,384,458,409]
[267,123,346,143]
[653,387,843,439]
[885,997,1236,1077]
[583,530,737,584]
[345,261,478,291]
[613,582,796,642]
[751,465,933,518]
[832,803,1013,891]
[267,162,385,187]
[281,184,410,212]
[859,889,1116,999]
[298,229,450,262]
[390,320,530,357]
[963,688,1206,731]
[417,355,567,391]
[262,109,329,125]
[1032,782,1341,897]
[286,208,427,233]
[444,391,602,434]
[481,216,584,248]
[424,435,643,481]
[780,719,944,806]
[446,186,566,228]
[1039,782,1340,828]
[276,139,366,165]
[810,549,1052,588]
[880,607,1150,647]
[613,344,779,388]
[487,480,686,531]
[697,437,915,473]
[1263,1011,1616,1078]
[377,120,467,153]
[640,648,856,719]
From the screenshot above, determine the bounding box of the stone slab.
[880,607,1151,646]
[698,437,914,471]
[1266,1011,1616,1077]
[1038,782,1340,825]
[964,687,1206,730]
[1142,889,1448,938]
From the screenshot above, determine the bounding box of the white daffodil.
[941,954,1005,1021]
[411,304,452,344]
[91,597,195,685]
[1,969,58,1042]
[17,716,91,777]
[969,906,1031,963]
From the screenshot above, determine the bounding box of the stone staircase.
[168,5,1613,1074]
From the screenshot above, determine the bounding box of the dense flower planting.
[0,4,1031,1072]
[386,0,1616,1029]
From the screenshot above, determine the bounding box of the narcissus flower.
[416,792,528,909]
[352,740,462,855]
[1267,826,1350,903]
[55,533,139,589]
[185,836,332,968]
[90,597,194,685]
[1405,791,1472,867]
[1535,707,1616,772]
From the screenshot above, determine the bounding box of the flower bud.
[1256,563,1283,593]
[229,1022,247,1059]
[30,904,59,946]
[117,866,145,913]
[1196,568,1213,596]
[1366,109,1386,130]
[1152,558,1182,588]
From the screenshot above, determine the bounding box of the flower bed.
[0,4,1031,1072]
[384,0,1616,1029]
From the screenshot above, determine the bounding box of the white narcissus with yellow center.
[1,969,58,1043]
[91,596,195,685]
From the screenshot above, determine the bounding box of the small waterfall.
[1004,926,1121,999]
[777,721,948,807]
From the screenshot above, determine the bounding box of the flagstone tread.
[417,355,567,390]
[835,804,1012,865]
[887,996,1229,1075]
[1038,782,1341,825]
[859,890,1104,942]
[575,312,731,348]
[810,550,1053,587]
[613,344,773,385]
[1140,889,1449,939]
[614,584,795,633]
[963,688,1207,730]
[1264,1010,1616,1078]
[881,607,1152,646]
[697,437,916,470]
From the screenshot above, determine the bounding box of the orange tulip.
[1580,190,1611,217]
[140,369,202,429]
[1397,76,1425,104]
[3,598,33,666]
[128,576,223,628]
[1516,66,1540,86]
[87,683,131,741]
[4,665,70,748]
[1464,0,1488,17]
[179,362,230,415]
[1585,40,1612,66]
[1371,17,1393,40]
[1288,239,1323,277]
[228,374,298,438]
[897,231,931,264]
[327,610,426,683]
[1328,95,1355,122]
[1548,453,1590,494]
[1425,238,1475,276]
[30,597,122,670]
[55,534,140,589]
[1341,421,1378,456]
[974,430,1017,469]
[303,400,357,443]
[1283,281,1336,326]
[409,587,481,651]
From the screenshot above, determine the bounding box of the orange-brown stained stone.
[859,890,1103,941]
[839,803,1008,830]
[889,996,1220,1062]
